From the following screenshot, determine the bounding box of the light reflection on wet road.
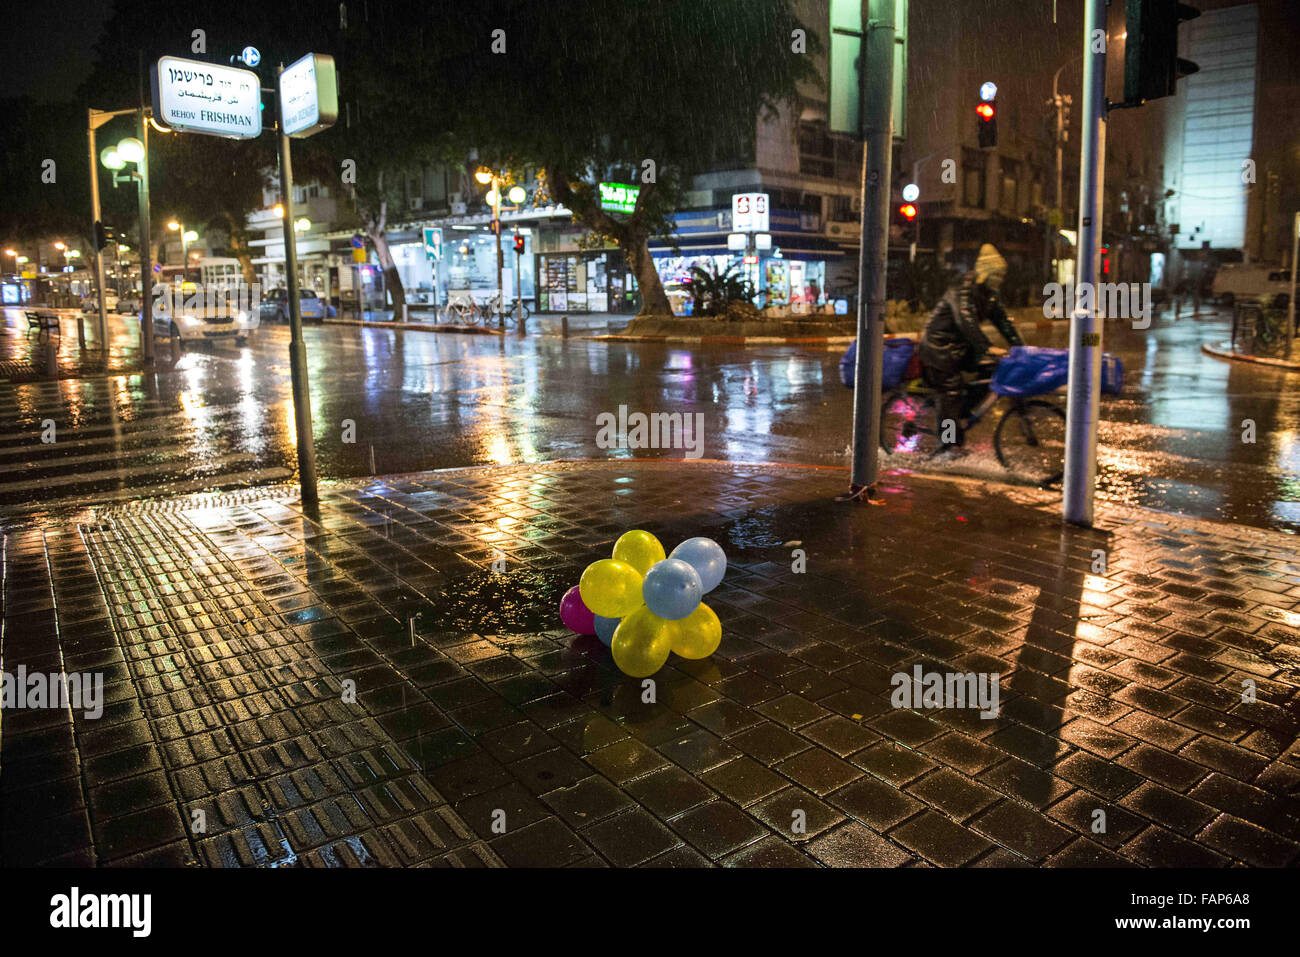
[0,309,1295,533]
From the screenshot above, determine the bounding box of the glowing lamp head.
[167,221,181,231]
[183,230,198,243]
[485,188,500,207]
[474,168,494,185]
[976,103,995,121]
[980,81,998,102]
[899,204,918,221]
[115,137,144,163]
[100,146,125,170]
[507,185,526,205]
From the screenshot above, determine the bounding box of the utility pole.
[493,177,504,330]
[1062,0,1107,526]
[277,62,319,505]
[87,110,109,349]
[136,108,154,363]
[848,0,897,500]
[1288,211,1298,359]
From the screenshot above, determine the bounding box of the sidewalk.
[1,460,1297,867]
[0,308,151,382]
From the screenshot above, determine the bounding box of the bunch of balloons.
[558,531,727,677]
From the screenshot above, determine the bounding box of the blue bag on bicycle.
[840,338,915,390]
[992,346,1124,396]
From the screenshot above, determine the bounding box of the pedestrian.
[916,243,1024,455]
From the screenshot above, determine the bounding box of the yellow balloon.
[579,559,644,619]
[612,530,666,575]
[667,602,722,659]
[611,606,672,677]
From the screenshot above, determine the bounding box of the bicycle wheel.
[993,399,1067,485]
[880,391,940,456]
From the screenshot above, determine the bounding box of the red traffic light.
[976,102,995,121]
[899,203,918,221]
[513,234,525,253]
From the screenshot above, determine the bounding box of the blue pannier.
[840,338,915,390]
[991,346,1124,397]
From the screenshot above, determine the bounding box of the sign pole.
[494,179,504,330]
[1062,0,1107,526]
[848,0,896,499]
[277,62,319,505]
[137,108,154,363]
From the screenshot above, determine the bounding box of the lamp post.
[100,120,154,362]
[477,168,505,329]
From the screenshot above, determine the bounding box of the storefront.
[536,250,630,313]
[389,226,537,307]
[653,245,835,315]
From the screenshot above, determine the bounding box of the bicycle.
[879,359,1068,486]
[476,294,522,331]
[439,293,477,325]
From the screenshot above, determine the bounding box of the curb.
[321,317,503,335]
[588,334,859,345]
[1201,340,1300,370]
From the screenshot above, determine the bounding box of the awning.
[649,233,845,262]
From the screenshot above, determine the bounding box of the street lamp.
[97,118,155,361]
[476,167,506,328]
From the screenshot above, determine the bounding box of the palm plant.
[687,262,756,317]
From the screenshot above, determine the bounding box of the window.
[799,120,834,178]
[1000,159,1020,214]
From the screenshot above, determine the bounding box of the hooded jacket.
[917,274,1022,374]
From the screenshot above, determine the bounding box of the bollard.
[561,315,569,338]
[76,313,85,350]
[401,303,408,323]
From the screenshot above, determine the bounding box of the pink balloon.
[560,585,596,635]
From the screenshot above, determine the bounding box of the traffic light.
[93,220,108,251]
[976,100,997,149]
[513,233,525,255]
[899,203,918,244]
[1101,243,1111,277]
[489,220,500,236]
[1124,0,1200,104]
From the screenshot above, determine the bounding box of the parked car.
[117,296,141,315]
[1211,264,1292,308]
[141,299,258,347]
[260,288,328,323]
[80,293,118,313]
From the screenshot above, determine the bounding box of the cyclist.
[917,243,1024,455]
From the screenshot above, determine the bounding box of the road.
[0,307,1296,532]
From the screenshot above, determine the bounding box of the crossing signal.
[976,100,997,149]
[1124,0,1200,104]
[513,234,525,254]
[899,204,917,221]
[93,221,108,251]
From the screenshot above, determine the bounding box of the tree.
[428,0,820,316]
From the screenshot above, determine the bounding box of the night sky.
[1,0,109,101]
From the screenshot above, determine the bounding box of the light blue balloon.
[669,537,727,593]
[594,614,620,646]
[642,558,703,621]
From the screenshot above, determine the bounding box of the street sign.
[727,233,747,251]
[352,247,367,263]
[829,0,908,140]
[152,56,262,139]
[755,233,773,250]
[732,193,769,232]
[350,234,364,249]
[280,53,339,138]
[423,227,443,261]
[241,46,261,67]
[598,182,640,213]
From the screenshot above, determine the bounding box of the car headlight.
[180,315,202,327]
[234,311,249,324]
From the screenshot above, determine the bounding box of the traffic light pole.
[1063,0,1107,526]
[848,0,896,500]
[277,69,319,506]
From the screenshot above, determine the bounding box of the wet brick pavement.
[2,460,1298,867]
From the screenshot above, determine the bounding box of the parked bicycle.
[879,357,1068,486]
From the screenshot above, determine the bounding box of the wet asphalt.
[0,307,1296,533]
